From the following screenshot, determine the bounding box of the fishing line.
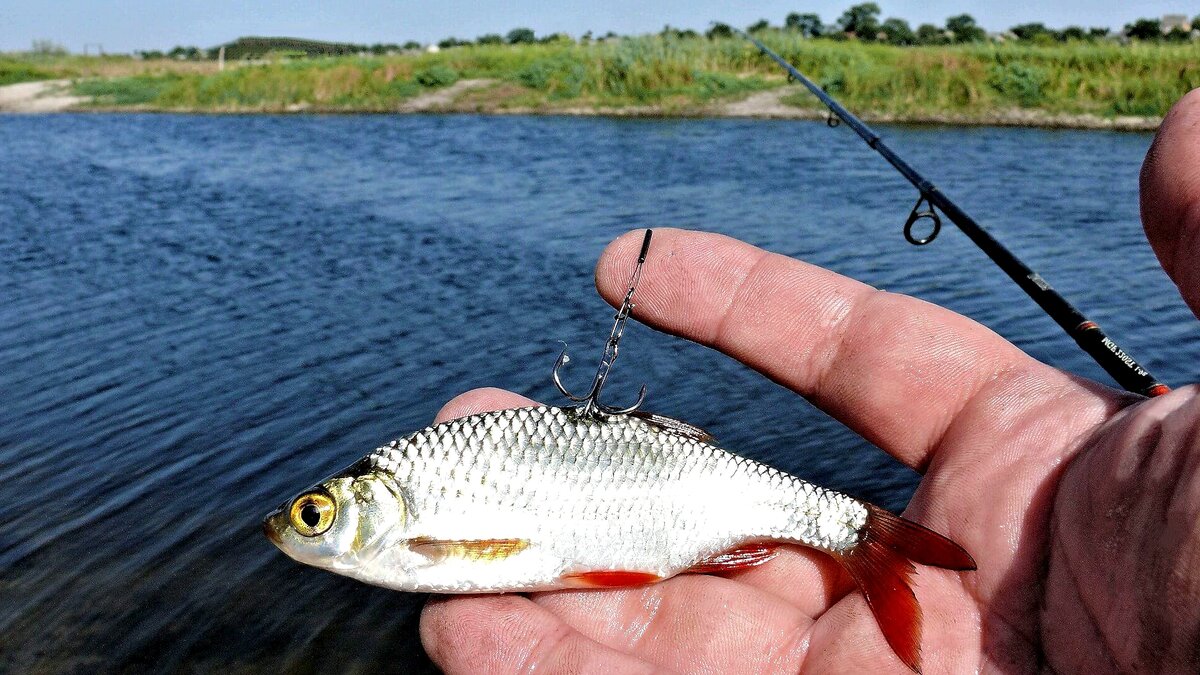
[740,31,1168,398]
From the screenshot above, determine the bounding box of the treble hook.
[903,194,942,245]
[553,229,653,418]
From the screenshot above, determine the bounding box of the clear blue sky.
[0,1,1193,53]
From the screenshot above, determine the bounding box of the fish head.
[263,461,406,572]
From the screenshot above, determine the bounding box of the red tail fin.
[834,506,975,673]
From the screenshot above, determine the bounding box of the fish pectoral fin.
[685,543,780,574]
[407,537,530,562]
[560,570,662,588]
[629,410,717,444]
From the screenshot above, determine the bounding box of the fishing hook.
[826,110,841,128]
[553,229,653,417]
[903,194,941,246]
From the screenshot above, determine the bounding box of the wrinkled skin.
[418,90,1200,674]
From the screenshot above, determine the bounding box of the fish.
[264,404,975,672]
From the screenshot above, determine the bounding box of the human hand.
[419,92,1200,673]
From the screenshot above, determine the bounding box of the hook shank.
[553,229,653,417]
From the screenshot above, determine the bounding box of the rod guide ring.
[904,195,941,246]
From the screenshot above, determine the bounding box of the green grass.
[0,58,60,86]
[758,37,1200,117]
[74,74,181,105]
[54,34,1200,119]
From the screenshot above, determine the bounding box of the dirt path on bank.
[398,79,493,112]
[0,80,86,113]
[721,88,821,119]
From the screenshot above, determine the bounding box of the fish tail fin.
[834,505,975,673]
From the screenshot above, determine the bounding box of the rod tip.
[637,229,653,263]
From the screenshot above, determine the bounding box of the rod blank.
[742,32,1167,398]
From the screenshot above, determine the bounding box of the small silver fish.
[264,405,974,671]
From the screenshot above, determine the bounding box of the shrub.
[414,65,458,87]
[0,60,56,86]
[987,62,1048,106]
[515,55,587,98]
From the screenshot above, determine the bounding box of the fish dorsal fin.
[628,411,718,445]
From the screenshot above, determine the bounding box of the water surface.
[1,113,1195,672]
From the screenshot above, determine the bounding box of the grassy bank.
[10,33,1200,122]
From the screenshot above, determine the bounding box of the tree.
[1125,18,1162,41]
[837,3,881,40]
[785,12,823,38]
[1166,26,1192,42]
[1088,27,1111,39]
[747,19,771,34]
[915,23,947,45]
[402,41,422,50]
[706,22,734,39]
[506,28,536,44]
[1010,23,1051,41]
[945,14,986,43]
[1059,26,1087,41]
[661,25,699,39]
[168,45,203,60]
[880,18,915,45]
[476,33,503,45]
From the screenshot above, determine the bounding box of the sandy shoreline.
[0,79,1161,131]
[0,80,86,113]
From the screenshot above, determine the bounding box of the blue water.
[1,113,1196,672]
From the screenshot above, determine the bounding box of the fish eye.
[289,491,335,536]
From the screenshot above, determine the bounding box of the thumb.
[1140,88,1200,318]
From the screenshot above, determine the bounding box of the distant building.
[1162,14,1191,33]
[425,44,440,53]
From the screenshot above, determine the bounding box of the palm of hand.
[421,94,1200,674]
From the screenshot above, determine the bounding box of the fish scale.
[367,405,868,588]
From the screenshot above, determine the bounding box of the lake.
[1,113,1196,672]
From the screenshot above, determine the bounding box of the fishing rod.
[740,31,1168,398]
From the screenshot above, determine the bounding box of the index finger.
[595,228,1113,470]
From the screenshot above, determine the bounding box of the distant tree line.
[136,37,427,61]
[729,4,1200,45]
[137,29,599,61]
[135,6,1200,61]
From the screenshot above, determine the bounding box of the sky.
[1,1,1194,53]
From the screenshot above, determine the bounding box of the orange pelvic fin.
[685,543,780,574]
[408,537,529,561]
[834,506,975,673]
[561,570,662,588]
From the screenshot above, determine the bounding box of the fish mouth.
[262,509,284,546]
